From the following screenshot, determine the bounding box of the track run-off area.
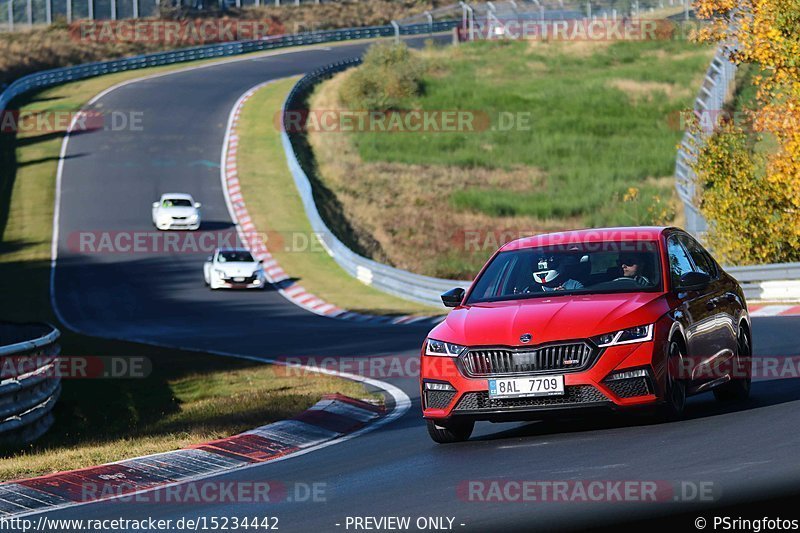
[44,39,800,530]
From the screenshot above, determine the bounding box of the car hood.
[159,206,197,218]
[214,262,259,276]
[429,292,669,347]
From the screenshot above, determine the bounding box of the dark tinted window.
[466,241,661,304]
[667,236,694,288]
[679,235,717,278]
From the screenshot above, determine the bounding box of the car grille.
[460,342,596,377]
[224,274,257,283]
[171,216,188,220]
[424,390,456,410]
[604,377,652,398]
[453,386,608,412]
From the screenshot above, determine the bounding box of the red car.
[421,227,752,443]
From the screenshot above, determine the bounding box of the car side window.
[667,236,694,288]
[680,235,717,278]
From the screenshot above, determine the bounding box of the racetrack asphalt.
[48,38,800,531]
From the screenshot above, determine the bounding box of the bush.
[339,42,424,111]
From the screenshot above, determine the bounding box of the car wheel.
[661,340,687,421]
[426,419,474,444]
[714,328,752,402]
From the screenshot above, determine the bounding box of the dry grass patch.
[607,78,692,103]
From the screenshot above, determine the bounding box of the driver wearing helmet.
[527,255,584,292]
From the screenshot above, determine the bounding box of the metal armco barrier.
[281,60,471,307]
[674,45,737,236]
[0,20,459,113]
[0,323,61,446]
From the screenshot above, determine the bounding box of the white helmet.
[533,256,561,284]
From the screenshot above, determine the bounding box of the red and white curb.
[748,304,800,317]
[220,81,445,327]
[0,394,385,517]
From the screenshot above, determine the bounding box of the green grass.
[349,39,713,227]
[235,77,439,315]
[0,49,382,481]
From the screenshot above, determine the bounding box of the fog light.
[605,368,649,381]
[424,381,455,392]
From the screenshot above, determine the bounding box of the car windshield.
[466,240,662,304]
[163,198,193,208]
[218,251,254,263]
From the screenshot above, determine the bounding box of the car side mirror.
[441,287,465,308]
[206,256,213,262]
[194,202,202,209]
[678,271,711,291]
[152,202,159,208]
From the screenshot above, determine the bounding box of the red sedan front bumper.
[421,334,669,422]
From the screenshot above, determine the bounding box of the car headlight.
[425,338,467,357]
[214,269,226,277]
[593,324,654,348]
[189,214,199,222]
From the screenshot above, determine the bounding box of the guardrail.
[674,45,737,236]
[280,59,470,307]
[0,323,61,446]
[0,20,459,113]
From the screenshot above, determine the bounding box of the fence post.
[66,0,72,23]
[7,0,13,31]
[26,0,31,26]
[132,0,138,19]
[46,0,52,24]
[111,0,116,19]
[88,0,93,21]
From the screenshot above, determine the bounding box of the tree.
[691,0,800,264]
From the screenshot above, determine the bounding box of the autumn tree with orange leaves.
[691,0,800,264]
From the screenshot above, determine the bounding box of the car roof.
[160,193,194,200]
[499,227,671,252]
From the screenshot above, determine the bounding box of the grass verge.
[235,77,440,315]
[306,39,711,278]
[0,51,381,481]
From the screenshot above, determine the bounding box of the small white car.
[152,193,201,230]
[204,248,266,290]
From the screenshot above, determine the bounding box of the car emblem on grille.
[520,333,532,344]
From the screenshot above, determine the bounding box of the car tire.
[426,419,474,444]
[660,339,687,421]
[714,328,752,402]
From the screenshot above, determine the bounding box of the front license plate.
[488,375,565,398]
[233,277,245,282]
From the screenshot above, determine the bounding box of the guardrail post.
[684,0,690,20]
[88,0,93,21]
[26,0,31,26]
[459,2,474,41]
[111,0,116,19]
[586,1,591,19]
[424,11,433,35]
[390,19,400,42]
[7,0,13,31]
[46,0,52,24]
[66,0,72,23]
[132,0,138,19]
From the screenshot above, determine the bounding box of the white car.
[152,193,201,230]
[204,248,266,290]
